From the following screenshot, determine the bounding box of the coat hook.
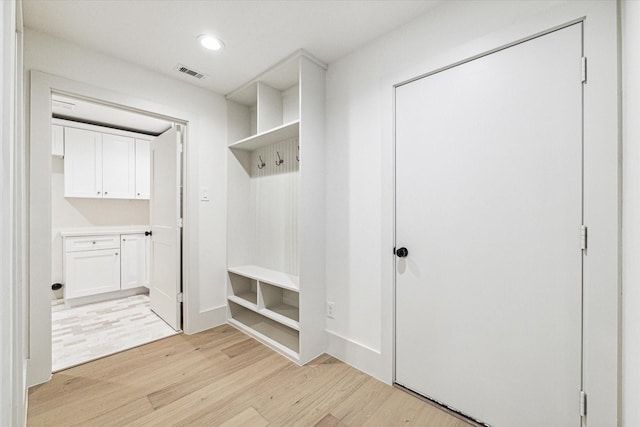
[257,155,265,169]
[296,145,300,162]
[275,151,284,166]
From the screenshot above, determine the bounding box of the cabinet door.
[63,127,102,198]
[135,139,150,199]
[52,124,64,157]
[145,233,151,288]
[65,248,121,299]
[120,233,147,289]
[102,134,135,199]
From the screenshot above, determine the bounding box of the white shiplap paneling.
[250,138,299,275]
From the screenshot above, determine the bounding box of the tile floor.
[52,294,179,372]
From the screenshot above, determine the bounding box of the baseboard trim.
[185,304,227,335]
[63,287,147,308]
[325,330,386,382]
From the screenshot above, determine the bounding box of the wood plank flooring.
[28,325,474,426]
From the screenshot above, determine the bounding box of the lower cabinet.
[65,248,121,299]
[63,232,149,301]
[120,233,148,290]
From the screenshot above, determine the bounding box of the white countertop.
[59,225,150,237]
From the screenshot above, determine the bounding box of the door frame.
[392,20,585,425]
[27,71,190,386]
[386,3,620,424]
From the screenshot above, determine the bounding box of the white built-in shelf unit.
[226,50,326,364]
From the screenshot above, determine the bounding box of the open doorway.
[49,93,184,371]
[27,71,192,385]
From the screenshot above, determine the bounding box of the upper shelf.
[228,264,299,292]
[228,121,299,151]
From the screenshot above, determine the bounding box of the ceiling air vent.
[176,64,206,80]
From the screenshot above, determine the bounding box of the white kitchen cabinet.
[52,124,64,157]
[63,230,150,301]
[120,233,148,290]
[63,127,102,198]
[135,139,150,199]
[102,134,136,199]
[57,119,152,200]
[64,234,121,299]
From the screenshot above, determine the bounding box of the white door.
[120,233,147,289]
[135,139,150,199]
[102,133,136,199]
[63,127,102,198]
[395,25,583,427]
[149,127,182,330]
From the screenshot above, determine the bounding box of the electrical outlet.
[327,301,335,319]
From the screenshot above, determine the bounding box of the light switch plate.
[200,187,209,201]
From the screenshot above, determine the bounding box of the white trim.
[27,70,194,387]
[325,330,385,382]
[187,304,227,335]
[1,0,27,425]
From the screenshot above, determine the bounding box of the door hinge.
[177,292,183,303]
[581,225,588,251]
[177,218,183,228]
[581,57,587,83]
[580,390,587,417]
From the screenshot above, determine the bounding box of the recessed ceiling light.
[197,34,224,51]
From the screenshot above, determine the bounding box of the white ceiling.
[22,0,441,95]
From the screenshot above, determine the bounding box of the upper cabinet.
[63,127,103,198]
[102,133,136,199]
[56,119,152,200]
[134,139,150,199]
[52,124,64,157]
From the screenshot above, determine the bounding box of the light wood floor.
[28,325,474,426]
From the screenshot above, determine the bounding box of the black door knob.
[396,247,408,258]
[145,231,152,236]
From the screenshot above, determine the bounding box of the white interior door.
[395,24,583,427]
[149,127,182,330]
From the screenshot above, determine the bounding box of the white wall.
[622,1,640,426]
[325,0,621,425]
[25,28,229,385]
[50,154,150,298]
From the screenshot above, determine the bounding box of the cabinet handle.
[137,193,140,196]
[92,241,96,244]
[104,191,108,195]
[122,238,126,242]
[115,252,118,256]
[97,191,101,194]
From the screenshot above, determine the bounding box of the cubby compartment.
[228,301,300,357]
[227,56,301,146]
[260,282,299,329]
[228,272,258,309]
